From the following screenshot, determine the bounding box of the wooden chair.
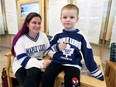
[105,60,116,87]
[5,52,15,87]
[5,52,106,87]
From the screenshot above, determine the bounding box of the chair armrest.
[4,52,13,57]
[4,52,13,74]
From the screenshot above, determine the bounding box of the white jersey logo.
[62,44,74,57]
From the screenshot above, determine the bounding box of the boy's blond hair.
[61,4,79,17]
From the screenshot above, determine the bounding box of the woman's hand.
[58,42,67,51]
[43,59,51,68]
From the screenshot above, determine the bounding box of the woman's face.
[27,16,41,36]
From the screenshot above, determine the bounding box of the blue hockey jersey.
[47,29,104,80]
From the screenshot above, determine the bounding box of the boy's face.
[60,9,79,30]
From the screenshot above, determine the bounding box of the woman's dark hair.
[11,12,42,56]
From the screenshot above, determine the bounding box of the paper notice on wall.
[76,0,108,44]
[0,1,4,35]
[110,14,116,45]
[5,0,18,34]
[48,0,69,36]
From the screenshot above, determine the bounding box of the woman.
[11,12,51,87]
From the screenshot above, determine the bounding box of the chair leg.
[7,76,13,87]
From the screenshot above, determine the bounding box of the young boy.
[42,4,104,87]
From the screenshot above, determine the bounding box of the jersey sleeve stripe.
[21,56,30,67]
[96,73,103,79]
[90,68,99,74]
[90,70,102,77]
[17,53,28,60]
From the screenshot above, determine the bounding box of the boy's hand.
[58,42,67,51]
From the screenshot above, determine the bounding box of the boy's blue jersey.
[49,29,97,71]
[47,29,104,81]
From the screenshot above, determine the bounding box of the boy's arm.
[45,44,60,57]
[81,37,104,81]
[44,35,60,58]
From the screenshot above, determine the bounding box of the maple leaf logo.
[62,44,74,57]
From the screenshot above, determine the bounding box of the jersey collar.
[26,33,39,42]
